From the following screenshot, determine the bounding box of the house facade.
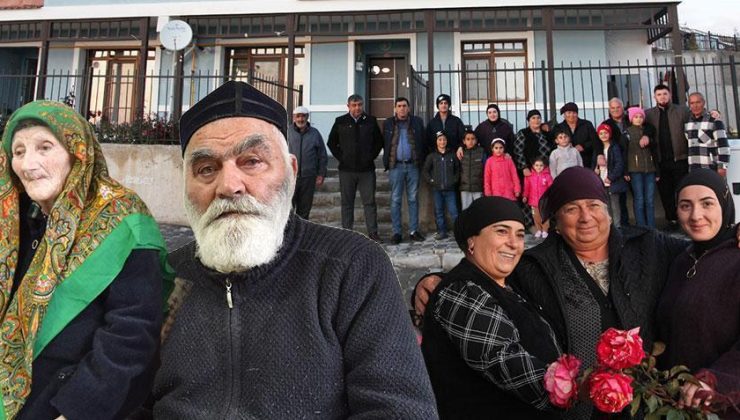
[0,0,686,140]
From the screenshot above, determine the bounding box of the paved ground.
[158,223,549,307]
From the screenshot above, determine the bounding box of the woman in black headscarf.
[473,104,515,155]
[421,197,561,419]
[656,169,740,415]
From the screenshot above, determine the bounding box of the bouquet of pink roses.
[544,327,739,419]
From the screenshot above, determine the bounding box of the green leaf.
[666,409,683,420]
[630,395,642,417]
[645,412,660,420]
[652,341,666,357]
[669,365,690,378]
[646,395,660,413]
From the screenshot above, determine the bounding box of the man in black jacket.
[426,94,466,154]
[327,94,384,242]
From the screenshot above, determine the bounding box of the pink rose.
[588,371,634,413]
[544,354,581,408]
[595,327,645,370]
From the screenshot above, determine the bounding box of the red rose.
[588,371,634,413]
[595,327,645,370]
[544,354,581,408]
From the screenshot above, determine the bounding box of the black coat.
[382,115,426,169]
[19,249,163,420]
[327,113,384,172]
[474,118,515,155]
[426,113,466,154]
[510,226,687,353]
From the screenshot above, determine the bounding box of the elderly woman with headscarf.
[422,196,561,419]
[512,110,553,179]
[0,101,172,419]
[472,104,515,156]
[656,169,740,415]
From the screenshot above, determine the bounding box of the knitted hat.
[539,166,608,222]
[627,107,645,122]
[526,109,542,120]
[560,102,579,115]
[436,94,452,107]
[292,106,310,115]
[454,196,525,252]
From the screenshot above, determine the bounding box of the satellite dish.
[159,20,193,51]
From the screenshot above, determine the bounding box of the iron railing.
[413,55,740,136]
[0,69,303,143]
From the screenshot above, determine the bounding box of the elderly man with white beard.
[150,81,438,419]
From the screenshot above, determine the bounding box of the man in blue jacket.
[383,97,426,244]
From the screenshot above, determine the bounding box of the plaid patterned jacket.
[684,113,730,170]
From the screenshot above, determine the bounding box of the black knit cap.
[538,166,608,222]
[436,94,452,107]
[560,102,578,115]
[526,109,542,120]
[179,81,287,155]
[454,196,525,251]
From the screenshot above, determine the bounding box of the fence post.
[172,49,184,123]
[135,17,151,120]
[286,13,296,116]
[730,55,740,136]
[36,21,51,100]
[540,60,548,118]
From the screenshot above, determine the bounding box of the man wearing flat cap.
[288,105,327,220]
[554,102,597,168]
[151,81,437,419]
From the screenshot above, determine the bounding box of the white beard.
[184,176,295,273]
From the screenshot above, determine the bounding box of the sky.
[677,0,740,35]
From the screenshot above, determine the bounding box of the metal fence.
[413,54,740,136]
[0,69,303,143]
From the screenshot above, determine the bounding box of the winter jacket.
[383,115,426,170]
[625,125,658,175]
[685,112,731,171]
[510,226,688,358]
[548,145,582,178]
[460,146,486,193]
[287,122,328,178]
[474,118,515,155]
[522,168,553,208]
[426,112,466,154]
[327,113,384,172]
[423,150,459,191]
[153,216,438,419]
[483,154,520,200]
[645,103,691,163]
[593,142,628,194]
[512,128,554,174]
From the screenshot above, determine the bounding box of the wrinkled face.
[556,199,611,253]
[688,94,706,117]
[609,100,624,120]
[184,117,298,272]
[436,135,448,152]
[556,133,571,147]
[487,107,499,122]
[492,142,505,156]
[533,160,545,173]
[11,125,74,213]
[598,129,611,143]
[347,100,364,119]
[564,110,578,124]
[677,185,723,242]
[654,88,671,107]
[293,113,308,129]
[438,100,450,113]
[468,221,526,283]
[463,133,477,149]
[395,100,410,120]
[631,114,644,126]
[528,114,542,130]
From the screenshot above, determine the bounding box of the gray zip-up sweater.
[287,122,328,178]
[153,216,438,419]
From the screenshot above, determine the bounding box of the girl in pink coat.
[522,157,553,238]
[483,138,520,201]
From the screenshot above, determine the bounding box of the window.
[87,49,155,124]
[226,46,305,107]
[462,40,528,103]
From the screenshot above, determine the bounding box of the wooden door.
[368,56,408,127]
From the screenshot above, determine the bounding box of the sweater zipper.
[225,278,233,309]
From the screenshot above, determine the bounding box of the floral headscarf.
[0,101,172,418]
